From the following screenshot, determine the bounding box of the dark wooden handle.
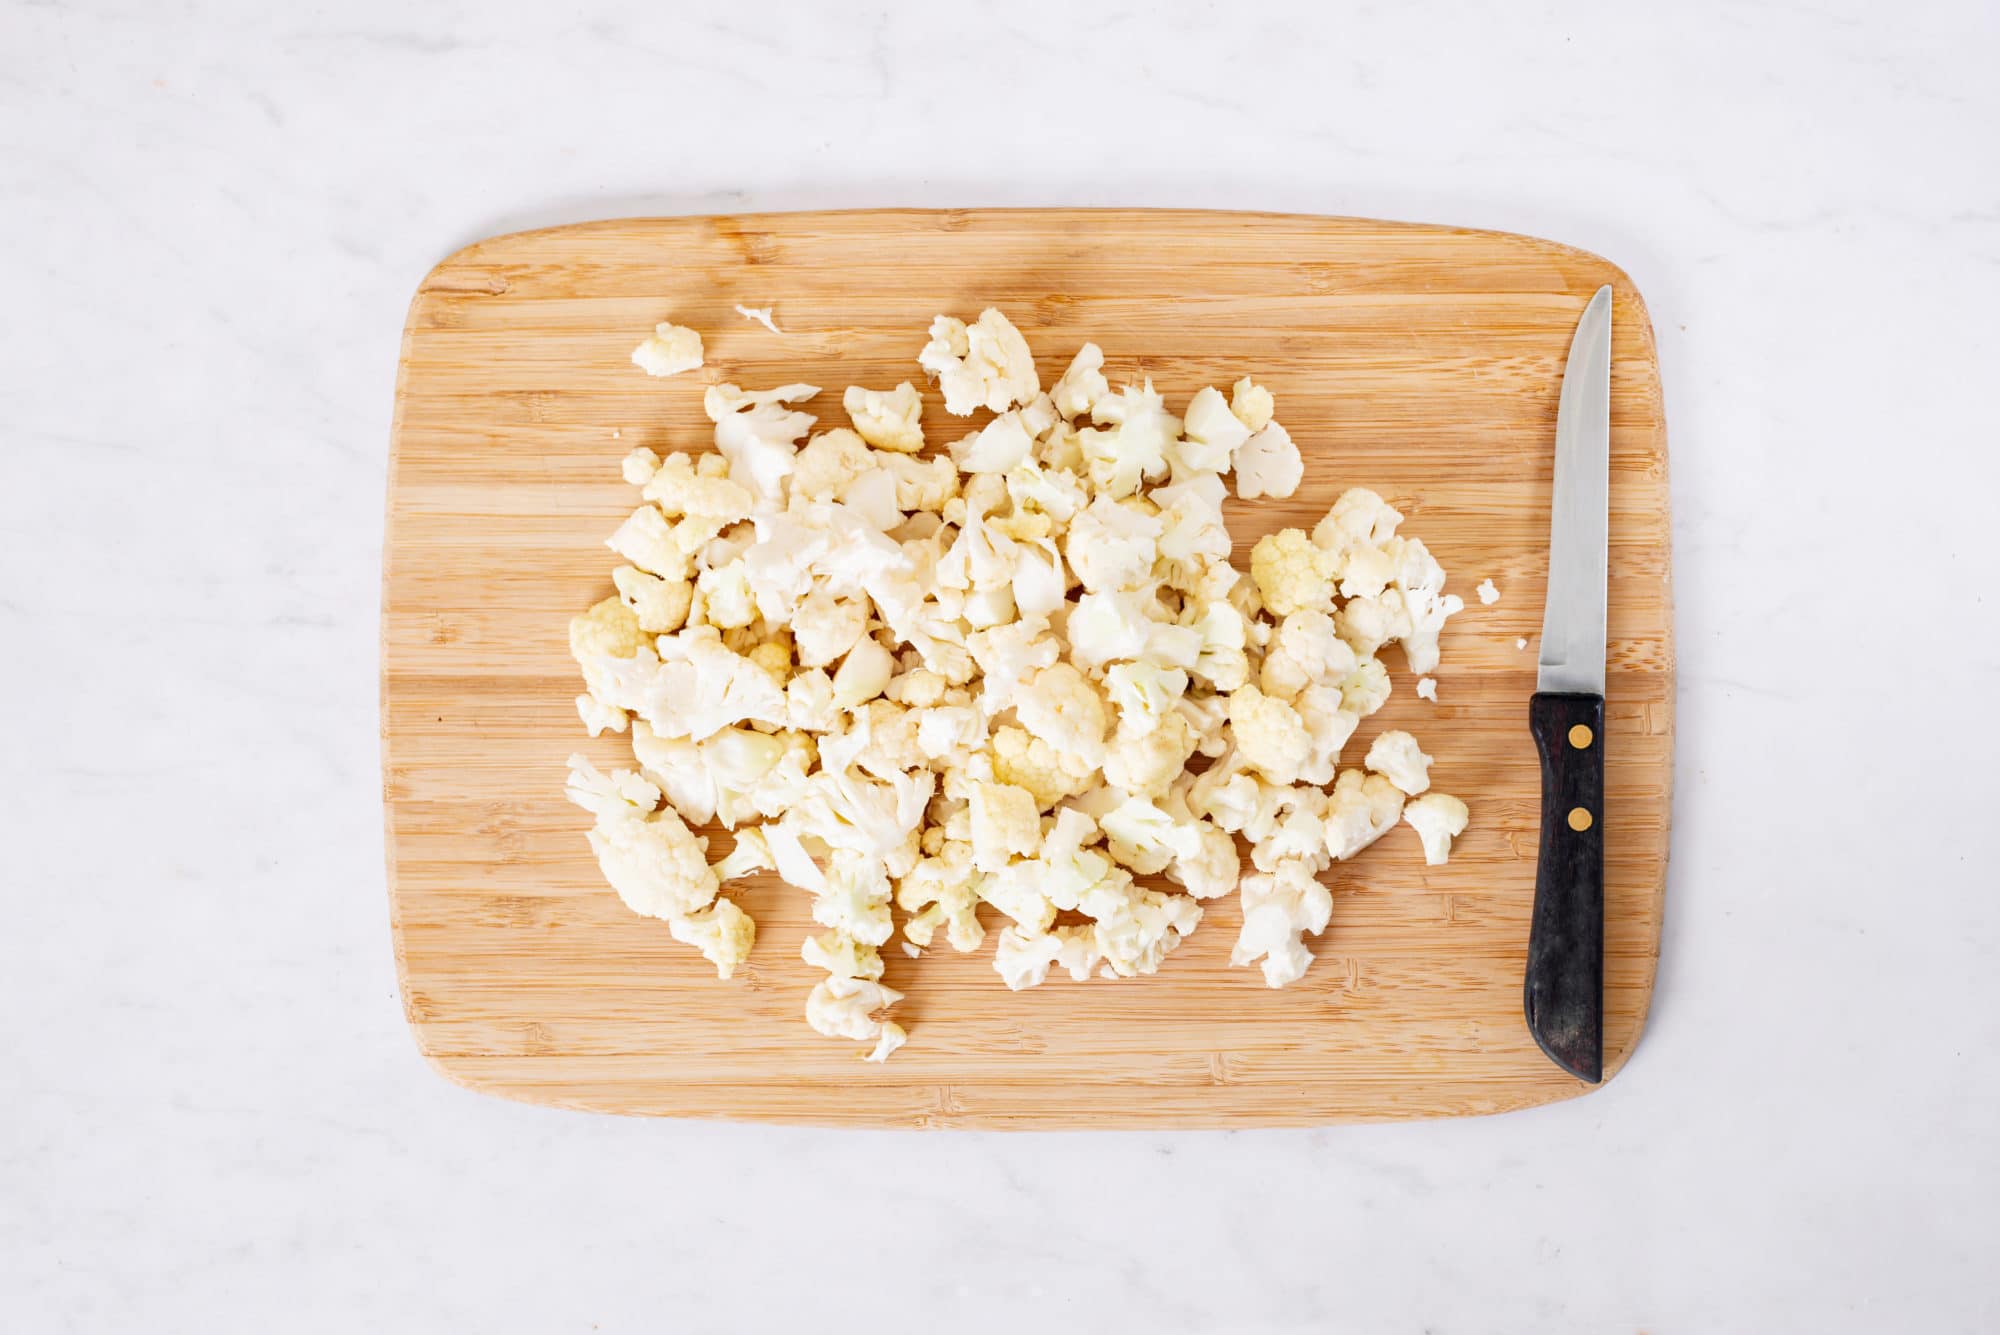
[1524,691,1605,1083]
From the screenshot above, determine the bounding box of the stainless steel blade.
[1537,285,1612,697]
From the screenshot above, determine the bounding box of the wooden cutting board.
[383,209,1672,1128]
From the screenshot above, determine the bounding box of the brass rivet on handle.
[1569,723,1594,749]
[1567,807,1594,832]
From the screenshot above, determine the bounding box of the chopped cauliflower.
[1233,422,1303,500]
[920,308,1039,416]
[735,304,781,334]
[1251,529,1336,617]
[842,382,926,453]
[1364,730,1433,796]
[1477,578,1499,605]
[631,320,703,377]
[579,307,1482,1053]
[1416,676,1439,702]
[1404,792,1469,865]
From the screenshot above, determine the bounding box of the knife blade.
[1524,284,1612,1084]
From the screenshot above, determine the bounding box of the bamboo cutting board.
[383,209,1671,1128]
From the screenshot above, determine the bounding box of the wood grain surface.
[382,209,1672,1128]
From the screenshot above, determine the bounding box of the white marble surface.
[6,1,1998,1330]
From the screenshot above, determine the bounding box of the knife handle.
[1524,691,1605,1083]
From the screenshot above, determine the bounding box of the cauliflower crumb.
[1516,637,1529,651]
[621,447,661,486]
[1477,578,1500,605]
[842,382,926,454]
[735,304,781,334]
[920,308,1039,416]
[1416,676,1438,702]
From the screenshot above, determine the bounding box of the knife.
[1524,284,1612,1084]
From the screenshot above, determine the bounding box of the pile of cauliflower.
[569,309,1471,1061]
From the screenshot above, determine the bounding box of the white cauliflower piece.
[564,756,719,921]
[669,900,757,979]
[585,624,789,741]
[1404,792,1469,865]
[1311,487,1403,559]
[1187,599,1251,691]
[1232,859,1332,988]
[789,427,876,504]
[1416,676,1439,702]
[1259,610,1358,702]
[1083,880,1202,978]
[1249,784,1333,874]
[1013,663,1109,765]
[612,565,693,634]
[1340,655,1392,717]
[621,447,661,485]
[607,505,693,581]
[1176,385,1249,474]
[631,320,703,377]
[575,693,628,737]
[840,381,926,454]
[1228,684,1311,786]
[1250,528,1337,617]
[704,382,819,506]
[1065,495,1162,593]
[896,840,987,951]
[831,635,895,709]
[1477,578,1500,605]
[994,924,1099,990]
[881,452,959,511]
[990,726,1098,808]
[1164,819,1240,901]
[1365,729,1433,796]
[1388,536,1465,675]
[1230,377,1275,431]
[1050,343,1109,420]
[801,929,885,981]
[791,591,870,667]
[1103,712,1199,798]
[967,781,1043,871]
[1232,422,1302,500]
[920,308,1039,416]
[805,975,903,1044]
[949,409,1037,473]
[1084,380,1180,497]
[1324,769,1407,861]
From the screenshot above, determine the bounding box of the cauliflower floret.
[896,839,987,951]
[1013,663,1108,765]
[842,382,926,453]
[1250,528,1337,617]
[994,924,1099,990]
[570,595,646,668]
[1387,536,1465,675]
[631,320,703,377]
[1324,769,1407,860]
[1340,655,1392,717]
[965,621,1061,713]
[1404,792,1469,865]
[920,308,1039,416]
[801,928,885,981]
[789,427,877,504]
[886,667,949,707]
[1103,711,1200,797]
[1230,377,1275,432]
[1364,729,1433,796]
[967,781,1043,871]
[1232,422,1302,500]
[1249,784,1333,874]
[1164,818,1240,901]
[785,668,839,731]
[990,726,1098,808]
[805,975,903,1044]
[1259,610,1359,702]
[812,850,895,946]
[642,454,755,524]
[1176,689,1232,758]
[1186,599,1251,692]
[1336,592,1412,660]
[949,409,1036,473]
[670,899,757,979]
[1232,859,1332,988]
[612,565,694,634]
[568,689,625,738]
[1477,578,1500,605]
[1065,495,1163,593]
[1084,881,1202,978]
[1417,676,1439,702]
[791,591,870,667]
[1098,795,1201,875]
[1050,343,1109,420]
[607,505,693,581]
[564,756,719,921]
[881,452,960,511]
[980,859,1058,934]
[1084,380,1180,497]
[831,636,896,709]
[621,446,661,485]
[1337,543,1398,600]
[1311,487,1403,561]
[1293,681,1360,786]
[695,561,758,629]
[1176,385,1250,473]
[705,382,819,506]
[1229,684,1311,786]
